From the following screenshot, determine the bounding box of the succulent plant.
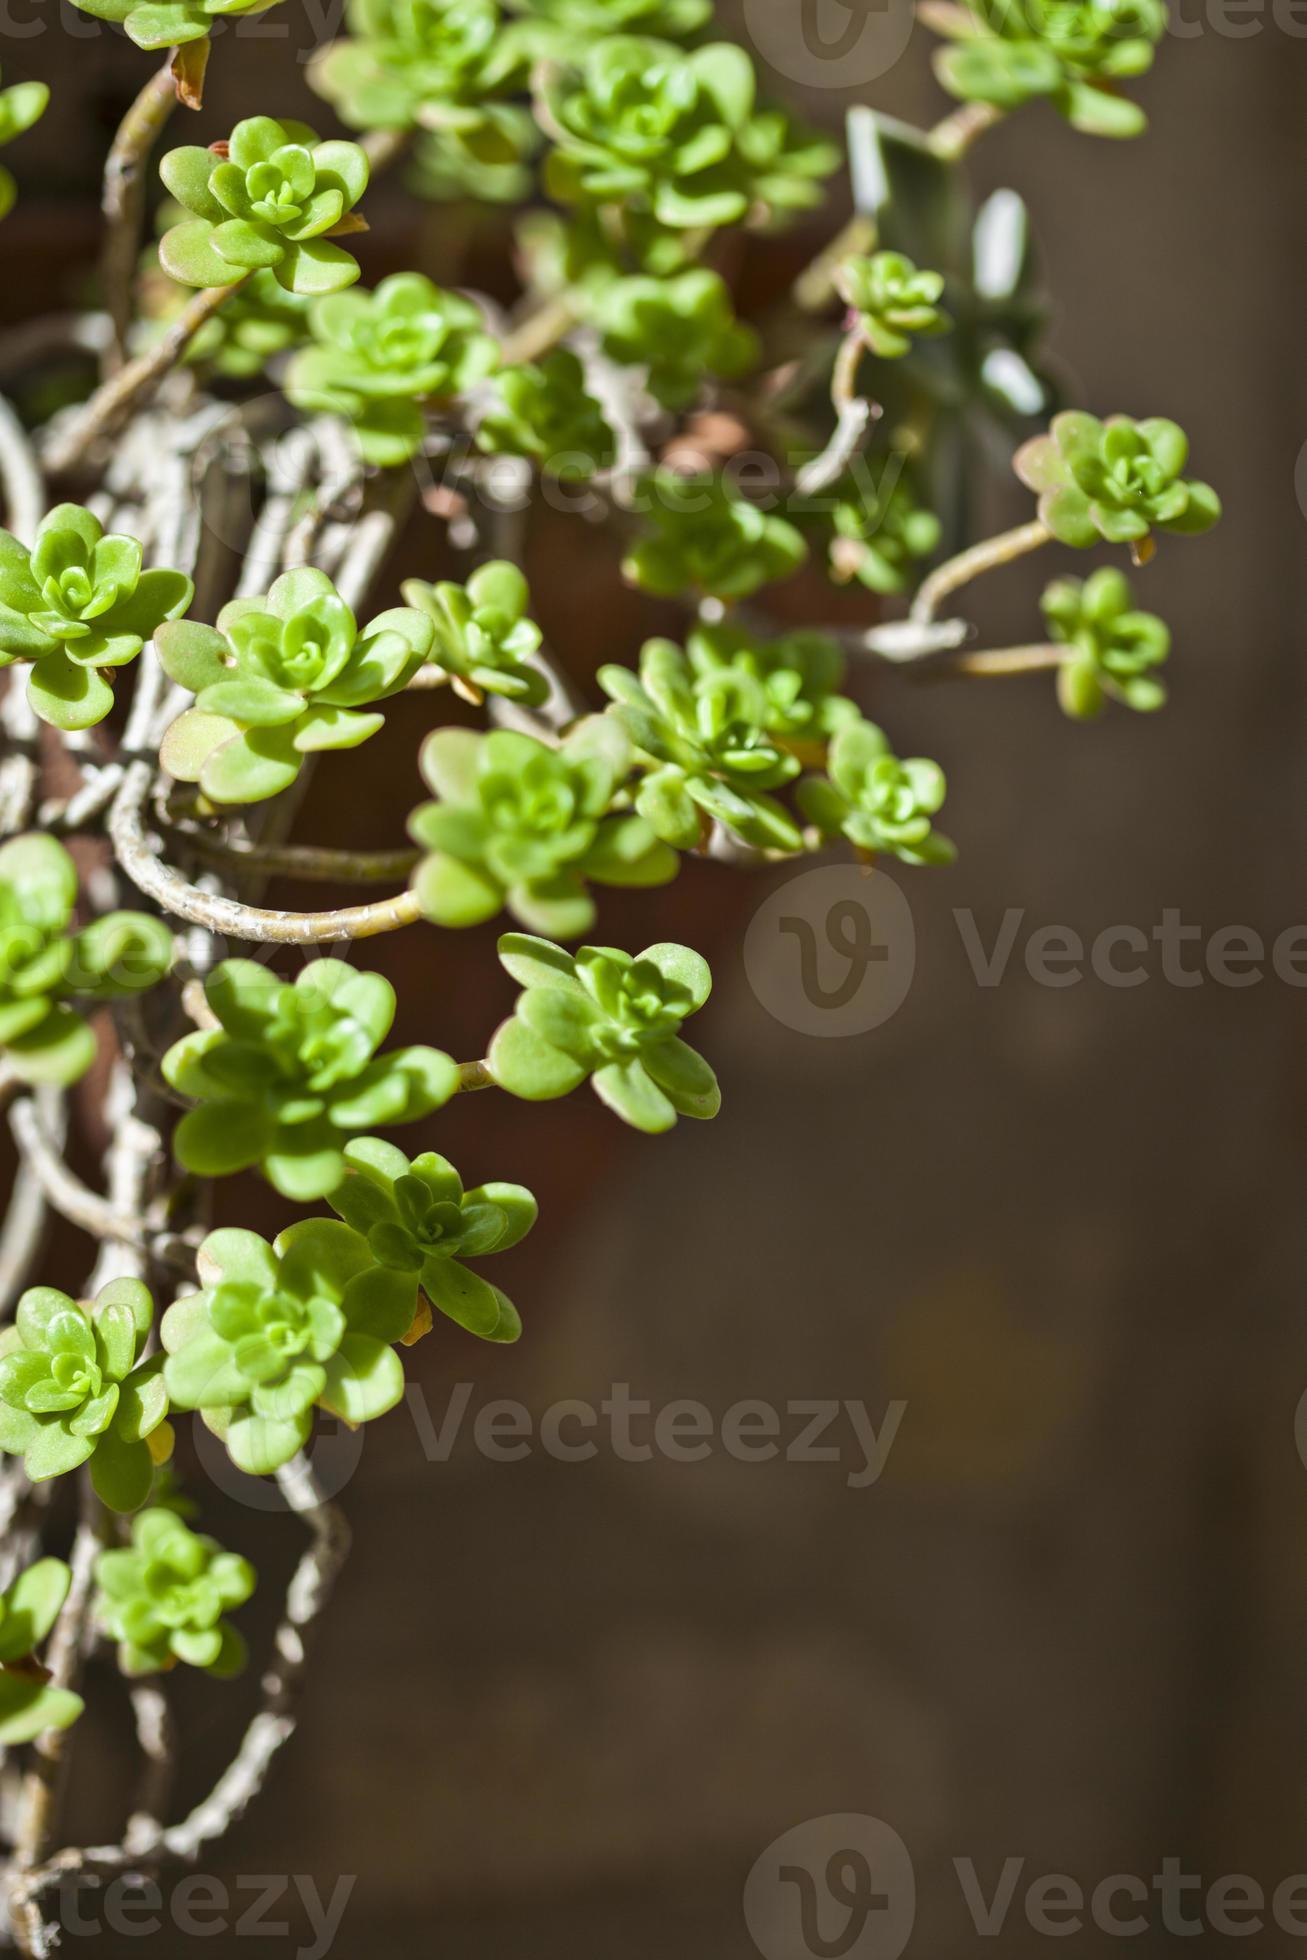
[399,562,548,707]
[799,719,955,867]
[162,1222,418,1473]
[684,623,859,743]
[0,835,173,1088]
[151,263,312,379]
[837,251,951,360]
[94,1509,255,1677]
[157,568,434,807]
[624,471,807,601]
[826,465,943,595]
[70,0,286,50]
[475,350,615,479]
[160,117,370,297]
[930,0,1167,137]
[594,270,758,411]
[1042,567,1170,717]
[0,71,48,222]
[541,36,833,232]
[284,273,499,467]
[599,638,805,851]
[409,718,676,938]
[310,0,529,139]
[0,503,193,732]
[329,1137,535,1341]
[1015,412,1221,550]
[0,1281,169,1512]
[0,1562,84,1743]
[488,933,719,1133]
[162,960,458,1202]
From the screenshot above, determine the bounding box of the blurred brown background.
[5,3,1307,1954]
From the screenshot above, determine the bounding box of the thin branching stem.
[100,56,179,372]
[910,518,1052,624]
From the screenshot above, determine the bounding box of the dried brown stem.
[100,57,179,372]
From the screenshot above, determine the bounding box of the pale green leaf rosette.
[162,1221,418,1474]
[163,959,459,1202]
[0,1280,169,1513]
[488,932,720,1134]
[94,1509,255,1677]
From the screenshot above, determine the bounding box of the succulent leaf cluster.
[488,933,719,1133]
[399,562,548,707]
[826,467,943,595]
[930,0,1167,137]
[285,273,499,466]
[599,638,805,852]
[594,270,758,411]
[837,251,951,360]
[541,37,837,232]
[409,719,676,938]
[162,1222,417,1473]
[329,1137,535,1341]
[475,349,616,479]
[0,1281,169,1512]
[94,1509,255,1677]
[310,0,529,144]
[1016,412,1221,549]
[160,117,370,297]
[158,568,434,807]
[163,960,458,1201]
[0,836,172,1088]
[799,720,956,867]
[624,471,807,601]
[685,623,859,744]
[0,1561,84,1743]
[71,0,286,50]
[0,504,193,732]
[1042,567,1170,717]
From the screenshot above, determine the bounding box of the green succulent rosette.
[157,568,434,808]
[310,0,529,143]
[0,72,48,223]
[0,835,173,1088]
[594,270,758,412]
[0,1561,84,1743]
[94,1509,255,1678]
[837,251,951,360]
[475,350,615,480]
[285,273,499,468]
[599,638,805,853]
[488,932,719,1134]
[799,719,955,867]
[70,0,285,49]
[541,36,833,233]
[685,623,859,745]
[329,1137,535,1342]
[1015,412,1221,550]
[409,118,539,204]
[0,1281,169,1513]
[162,959,459,1202]
[826,466,942,595]
[0,503,193,732]
[1042,567,1170,718]
[399,561,548,708]
[160,117,370,298]
[930,0,1167,137]
[162,1221,418,1474]
[624,470,807,602]
[409,717,677,938]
